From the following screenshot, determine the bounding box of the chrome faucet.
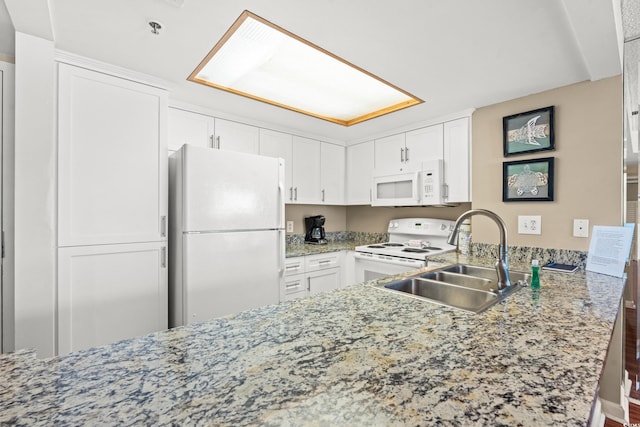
[447,209,511,291]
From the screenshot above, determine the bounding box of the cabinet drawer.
[305,252,340,272]
[284,257,305,276]
[281,273,308,302]
[283,274,307,294]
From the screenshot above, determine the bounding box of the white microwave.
[371,159,446,206]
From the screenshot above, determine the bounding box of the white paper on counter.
[586,225,635,278]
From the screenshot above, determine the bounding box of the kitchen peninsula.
[0,255,625,426]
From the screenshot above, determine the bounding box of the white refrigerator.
[169,144,285,327]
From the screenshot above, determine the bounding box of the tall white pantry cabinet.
[57,63,168,355]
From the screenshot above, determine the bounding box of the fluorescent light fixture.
[188,11,422,126]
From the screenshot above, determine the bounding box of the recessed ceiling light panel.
[188,11,423,126]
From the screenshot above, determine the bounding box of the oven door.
[354,252,426,282]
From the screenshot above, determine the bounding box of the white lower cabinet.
[282,274,307,302]
[282,252,343,301]
[305,252,341,296]
[57,242,168,355]
[307,269,340,296]
[283,257,307,301]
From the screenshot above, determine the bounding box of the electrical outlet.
[573,219,589,238]
[518,215,542,235]
[286,221,294,233]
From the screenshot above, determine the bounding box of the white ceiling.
[2,0,622,143]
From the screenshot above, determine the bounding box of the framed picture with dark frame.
[503,106,555,156]
[503,157,555,202]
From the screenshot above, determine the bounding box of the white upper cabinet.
[320,143,345,204]
[443,117,471,203]
[214,118,260,155]
[291,136,321,204]
[346,140,374,205]
[168,110,260,155]
[405,124,444,161]
[58,63,168,246]
[371,119,471,205]
[168,107,215,151]
[375,124,444,173]
[259,128,293,199]
[374,133,406,171]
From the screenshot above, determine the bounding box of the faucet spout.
[448,209,511,290]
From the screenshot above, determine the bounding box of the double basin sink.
[377,264,530,314]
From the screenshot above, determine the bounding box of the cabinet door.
[292,136,321,203]
[168,108,215,151]
[320,142,345,204]
[374,133,405,171]
[307,268,340,296]
[260,129,293,201]
[346,140,374,204]
[443,117,471,203]
[214,118,259,155]
[405,124,444,164]
[58,64,168,246]
[58,242,168,355]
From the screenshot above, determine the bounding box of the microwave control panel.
[421,159,444,205]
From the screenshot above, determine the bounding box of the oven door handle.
[353,252,426,268]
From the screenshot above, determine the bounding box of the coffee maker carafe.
[304,215,327,245]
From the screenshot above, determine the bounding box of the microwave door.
[371,171,420,206]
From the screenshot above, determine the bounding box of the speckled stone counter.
[0,254,625,426]
[286,240,357,257]
[285,231,386,257]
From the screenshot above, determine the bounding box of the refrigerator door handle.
[160,215,167,238]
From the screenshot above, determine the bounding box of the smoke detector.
[148,21,163,35]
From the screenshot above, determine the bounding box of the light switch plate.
[573,219,589,237]
[286,221,294,233]
[518,215,541,235]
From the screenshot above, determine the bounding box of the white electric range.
[354,218,457,282]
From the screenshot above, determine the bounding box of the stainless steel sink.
[419,271,493,291]
[378,264,530,314]
[385,277,500,313]
[438,264,530,284]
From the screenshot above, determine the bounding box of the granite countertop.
[286,240,357,257]
[0,254,625,426]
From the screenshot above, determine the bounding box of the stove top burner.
[367,245,386,248]
[382,243,404,247]
[402,247,428,253]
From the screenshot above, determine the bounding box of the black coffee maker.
[304,215,327,245]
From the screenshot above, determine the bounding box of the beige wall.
[285,204,347,234]
[287,203,473,235]
[472,76,623,251]
[346,204,472,233]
